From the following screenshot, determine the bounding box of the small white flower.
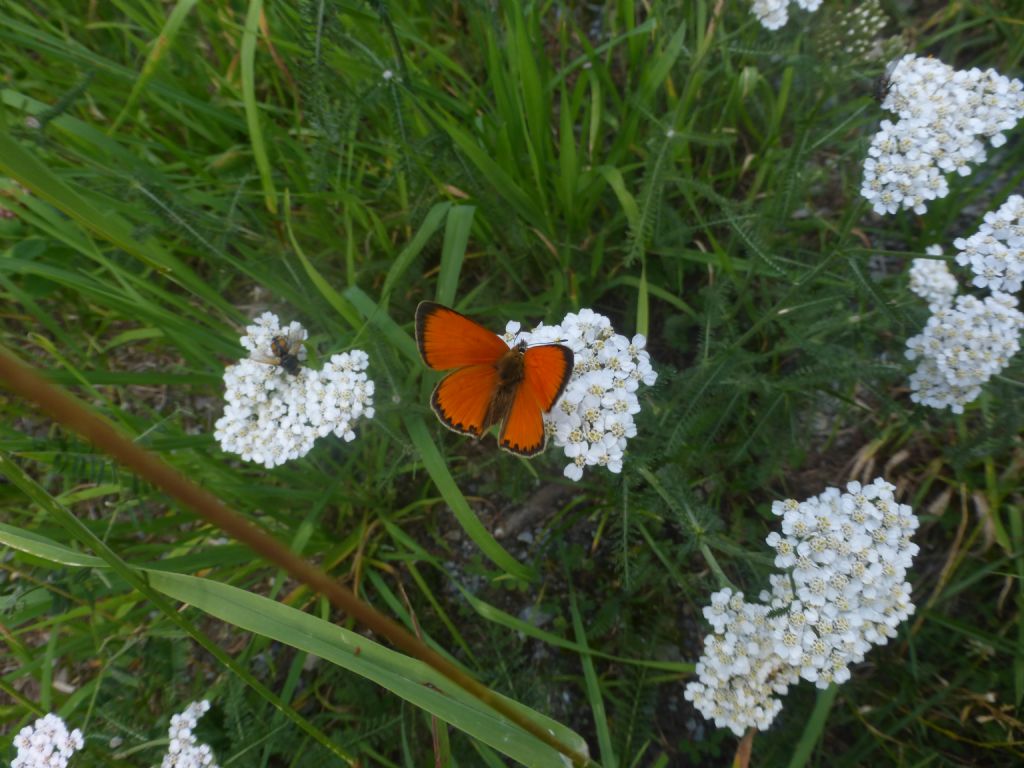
[11,713,84,768]
[906,292,1024,413]
[952,195,1024,294]
[908,246,958,311]
[161,701,219,768]
[505,309,657,481]
[750,0,790,30]
[215,313,375,468]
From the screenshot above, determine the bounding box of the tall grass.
[2,1,1023,766]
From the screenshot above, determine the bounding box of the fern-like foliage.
[625,129,675,268]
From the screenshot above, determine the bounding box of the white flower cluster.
[502,309,657,481]
[905,292,1023,413]
[685,478,919,737]
[749,0,821,31]
[953,194,1024,293]
[215,312,375,468]
[862,55,1024,215]
[909,245,958,311]
[11,713,84,768]
[161,700,218,768]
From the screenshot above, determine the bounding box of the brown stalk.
[0,344,593,768]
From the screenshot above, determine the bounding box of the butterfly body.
[415,302,573,456]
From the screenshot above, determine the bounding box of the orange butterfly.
[415,301,574,456]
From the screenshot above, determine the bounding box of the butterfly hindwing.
[498,382,546,456]
[431,364,498,438]
[416,301,509,371]
[499,344,574,456]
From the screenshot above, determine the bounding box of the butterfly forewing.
[416,302,509,370]
[522,344,574,410]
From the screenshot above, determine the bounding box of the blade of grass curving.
[598,166,640,236]
[110,0,201,131]
[570,587,617,768]
[283,191,361,328]
[458,586,691,673]
[0,346,587,766]
[0,131,230,313]
[403,413,534,582]
[343,285,419,365]
[241,0,278,213]
[786,685,839,768]
[0,463,358,765]
[0,522,588,768]
[436,205,475,306]
[381,202,451,305]
[424,109,543,229]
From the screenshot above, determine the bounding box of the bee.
[252,329,305,375]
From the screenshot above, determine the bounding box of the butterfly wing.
[431,364,498,438]
[416,301,509,370]
[498,344,574,456]
[522,344,574,411]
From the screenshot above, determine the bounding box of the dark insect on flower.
[873,59,899,104]
[252,330,304,375]
[873,73,892,103]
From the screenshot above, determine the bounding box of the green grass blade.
[403,413,534,582]
[284,191,361,328]
[382,202,451,304]
[786,685,839,768]
[110,0,201,131]
[241,0,277,213]
[0,131,230,312]
[344,285,419,365]
[570,588,617,768]
[436,205,476,306]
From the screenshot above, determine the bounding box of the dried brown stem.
[0,344,593,767]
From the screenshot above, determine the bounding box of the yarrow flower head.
[215,312,375,468]
[11,713,84,768]
[749,0,822,31]
[908,245,958,311]
[502,309,657,481]
[861,55,1024,215]
[953,194,1024,294]
[685,478,919,737]
[162,700,219,768]
[905,292,1023,413]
